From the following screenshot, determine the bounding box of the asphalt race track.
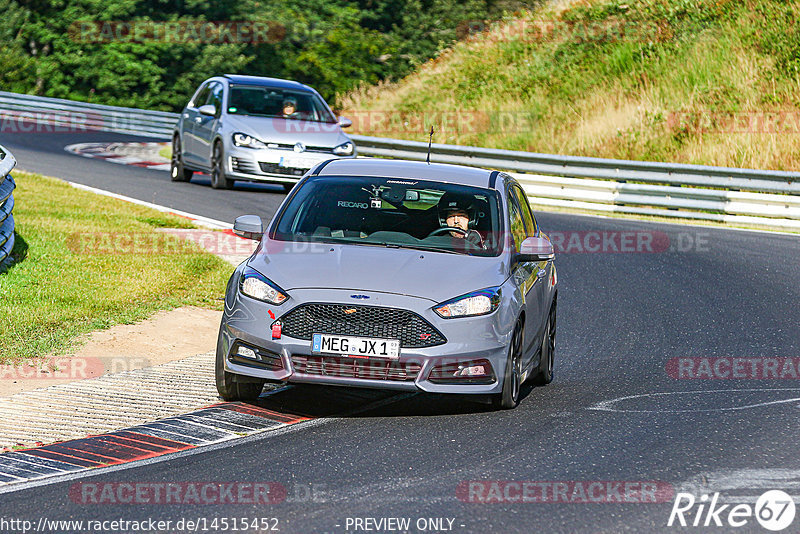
[1,131,799,533]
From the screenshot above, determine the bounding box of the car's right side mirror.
[517,236,554,262]
[198,104,217,117]
[233,215,264,241]
[338,116,353,128]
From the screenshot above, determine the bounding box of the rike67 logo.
[668,490,796,531]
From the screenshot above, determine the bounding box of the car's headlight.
[239,266,288,305]
[233,133,267,149]
[434,287,501,318]
[332,142,354,156]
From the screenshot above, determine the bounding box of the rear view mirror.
[233,215,264,241]
[517,236,554,262]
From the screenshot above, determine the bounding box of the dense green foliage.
[0,0,536,110]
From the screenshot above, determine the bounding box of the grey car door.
[512,182,549,362]
[507,185,543,366]
[183,82,212,165]
[193,82,223,167]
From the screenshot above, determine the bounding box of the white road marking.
[588,388,800,413]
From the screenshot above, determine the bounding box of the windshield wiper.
[323,238,460,254]
[388,244,460,255]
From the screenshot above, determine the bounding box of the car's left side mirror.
[338,116,353,128]
[233,215,264,241]
[517,236,554,262]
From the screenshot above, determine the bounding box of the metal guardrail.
[2,91,799,228]
[0,144,17,267]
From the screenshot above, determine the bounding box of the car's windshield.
[227,85,336,123]
[272,176,503,257]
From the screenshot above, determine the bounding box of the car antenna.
[426,126,434,165]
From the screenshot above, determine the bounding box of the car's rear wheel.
[494,320,524,410]
[210,142,233,190]
[215,333,265,401]
[532,298,556,386]
[170,135,193,182]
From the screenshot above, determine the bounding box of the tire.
[532,299,556,386]
[493,320,524,410]
[215,332,265,401]
[170,135,193,182]
[210,142,233,190]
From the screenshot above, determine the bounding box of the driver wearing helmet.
[282,97,299,118]
[437,192,485,248]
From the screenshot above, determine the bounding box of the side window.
[513,184,537,236]
[208,82,224,117]
[191,83,211,108]
[507,189,527,253]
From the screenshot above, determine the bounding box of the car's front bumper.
[225,145,353,183]
[219,288,514,395]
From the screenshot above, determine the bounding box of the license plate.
[279,155,317,169]
[311,334,400,359]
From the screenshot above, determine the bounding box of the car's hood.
[248,241,509,303]
[225,115,350,148]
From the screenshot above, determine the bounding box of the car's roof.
[316,158,495,189]
[222,74,313,92]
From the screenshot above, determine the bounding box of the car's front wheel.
[215,333,265,401]
[532,298,556,386]
[210,142,233,190]
[494,320,524,409]
[170,135,193,182]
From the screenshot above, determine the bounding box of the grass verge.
[340,0,800,171]
[0,171,232,363]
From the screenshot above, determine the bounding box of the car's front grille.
[258,162,306,176]
[270,143,332,153]
[277,304,446,348]
[291,355,421,381]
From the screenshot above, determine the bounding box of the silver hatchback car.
[216,159,558,409]
[171,74,356,190]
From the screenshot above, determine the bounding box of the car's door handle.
[537,268,547,278]
[194,117,202,123]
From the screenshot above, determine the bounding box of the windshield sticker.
[337,201,368,209]
[371,198,382,208]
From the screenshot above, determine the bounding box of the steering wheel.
[427,227,468,238]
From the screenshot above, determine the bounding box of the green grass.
[158,145,172,161]
[340,0,800,171]
[0,171,232,363]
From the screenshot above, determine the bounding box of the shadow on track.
[248,382,544,419]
